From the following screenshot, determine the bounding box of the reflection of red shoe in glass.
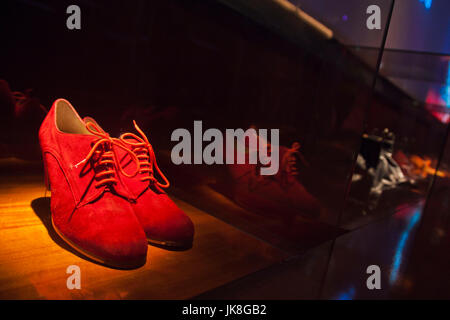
[39,99,148,268]
[84,117,195,248]
[228,158,294,219]
[226,129,322,219]
[278,142,322,219]
[0,80,15,156]
[0,80,47,160]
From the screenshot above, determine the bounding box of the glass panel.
[321,0,450,299]
[0,0,398,300]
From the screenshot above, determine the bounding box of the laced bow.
[75,122,141,188]
[120,120,170,191]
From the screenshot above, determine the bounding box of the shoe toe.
[134,193,195,247]
[55,196,148,269]
[94,221,148,268]
[147,208,194,247]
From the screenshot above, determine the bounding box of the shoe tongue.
[115,135,149,198]
[117,135,145,175]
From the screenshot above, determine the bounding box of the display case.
[1,0,449,300]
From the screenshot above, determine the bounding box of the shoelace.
[74,122,140,188]
[120,120,170,191]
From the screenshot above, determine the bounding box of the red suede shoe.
[39,99,148,268]
[84,117,194,248]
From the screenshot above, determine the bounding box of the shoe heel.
[43,155,51,192]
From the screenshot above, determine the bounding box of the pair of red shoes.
[39,99,194,269]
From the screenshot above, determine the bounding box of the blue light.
[419,0,432,9]
[442,61,450,108]
[335,287,355,300]
[389,210,421,284]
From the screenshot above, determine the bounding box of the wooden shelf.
[0,172,286,299]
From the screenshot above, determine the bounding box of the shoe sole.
[147,237,193,249]
[51,216,145,269]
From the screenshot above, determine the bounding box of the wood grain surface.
[0,168,286,299]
